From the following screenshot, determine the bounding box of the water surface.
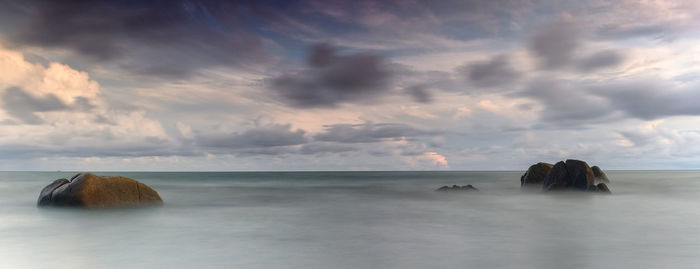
[1,171,699,268]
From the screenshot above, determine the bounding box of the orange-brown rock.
[520,162,554,187]
[591,166,610,182]
[37,173,163,208]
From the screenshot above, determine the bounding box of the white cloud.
[0,44,172,159]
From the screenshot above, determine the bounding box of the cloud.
[613,120,700,160]
[589,80,700,120]
[300,143,357,155]
[2,87,67,124]
[393,67,463,102]
[590,0,700,41]
[529,20,583,69]
[0,45,101,103]
[518,79,614,124]
[196,124,308,149]
[289,0,505,51]
[418,152,449,168]
[618,130,657,148]
[527,20,629,74]
[460,55,520,89]
[405,84,432,103]
[2,0,700,171]
[0,45,180,159]
[0,109,178,159]
[596,23,675,40]
[519,78,700,124]
[2,0,268,77]
[0,45,103,124]
[314,122,438,143]
[270,43,392,107]
[576,50,624,72]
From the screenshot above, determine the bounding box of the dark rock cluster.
[521,159,611,193]
[435,184,479,192]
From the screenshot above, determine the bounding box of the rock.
[591,166,610,182]
[542,161,569,191]
[436,186,451,191]
[565,159,595,190]
[520,162,553,187]
[435,184,479,192]
[37,173,163,208]
[595,183,611,193]
[542,159,596,191]
[37,178,70,206]
[462,184,479,191]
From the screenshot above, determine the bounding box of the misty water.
[2,171,700,268]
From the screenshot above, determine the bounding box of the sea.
[1,170,700,269]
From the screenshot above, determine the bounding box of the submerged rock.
[435,184,479,192]
[37,173,163,208]
[591,166,610,183]
[595,183,611,193]
[520,162,553,187]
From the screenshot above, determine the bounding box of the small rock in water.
[436,186,451,191]
[462,184,479,191]
[435,184,479,192]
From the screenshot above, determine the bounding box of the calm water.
[2,171,700,268]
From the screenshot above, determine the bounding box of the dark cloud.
[195,124,307,149]
[517,79,614,123]
[392,64,474,102]
[300,143,357,155]
[314,122,438,143]
[193,122,441,156]
[196,124,307,149]
[576,50,624,72]
[519,78,700,124]
[2,87,68,124]
[460,55,520,88]
[589,81,700,120]
[529,21,582,69]
[234,147,299,156]
[392,66,460,102]
[405,84,432,103]
[270,43,392,108]
[2,0,267,77]
[529,21,627,74]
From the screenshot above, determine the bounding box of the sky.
[0,0,700,171]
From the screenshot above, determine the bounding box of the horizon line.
[3,169,700,173]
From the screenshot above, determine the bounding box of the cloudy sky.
[0,0,700,171]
